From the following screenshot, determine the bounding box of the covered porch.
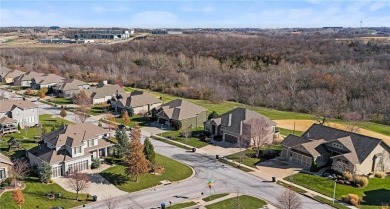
[0,117,18,134]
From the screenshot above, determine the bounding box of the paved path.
[74,132,333,209]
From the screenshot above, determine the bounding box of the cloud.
[131,11,178,28]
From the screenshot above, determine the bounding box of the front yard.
[225,145,282,168]
[284,173,390,209]
[0,177,89,209]
[100,154,193,193]
[161,129,209,148]
[205,195,267,209]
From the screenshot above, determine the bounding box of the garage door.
[224,134,238,144]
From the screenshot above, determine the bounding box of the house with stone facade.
[0,153,13,182]
[280,124,390,175]
[205,107,276,147]
[27,123,115,178]
[53,78,90,98]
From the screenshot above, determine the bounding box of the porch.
[0,120,18,134]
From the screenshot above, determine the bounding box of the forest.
[1,33,389,124]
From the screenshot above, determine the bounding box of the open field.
[100,154,193,193]
[285,173,390,209]
[275,120,390,144]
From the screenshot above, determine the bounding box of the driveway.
[256,157,302,179]
[53,166,127,200]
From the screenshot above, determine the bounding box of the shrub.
[151,164,165,174]
[374,171,386,179]
[341,194,361,207]
[91,158,101,169]
[310,159,318,172]
[343,172,353,182]
[354,176,369,187]
[1,178,12,187]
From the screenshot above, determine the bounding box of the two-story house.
[0,153,13,182]
[0,99,39,133]
[27,123,115,178]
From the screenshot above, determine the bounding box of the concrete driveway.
[53,171,127,200]
[256,157,302,179]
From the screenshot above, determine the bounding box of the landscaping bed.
[100,154,193,193]
[284,173,390,209]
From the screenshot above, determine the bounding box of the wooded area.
[1,33,389,124]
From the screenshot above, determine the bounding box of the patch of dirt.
[275,119,390,145]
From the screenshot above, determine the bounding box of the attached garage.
[224,134,238,144]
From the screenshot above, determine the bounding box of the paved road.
[75,136,332,209]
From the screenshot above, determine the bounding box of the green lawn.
[117,116,151,127]
[284,173,390,209]
[225,146,282,168]
[52,97,73,105]
[202,193,229,202]
[125,87,390,136]
[167,201,197,209]
[90,104,109,116]
[0,177,89,209]
[100,154,193,193]
[161,129,209,148]
[205,195,267,209]
[0,114,73,158]
[277,128,303,137]
[150,136,193,151]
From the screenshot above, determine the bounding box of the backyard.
[284,173,390,209]
[100,154,193,193]
[161,129,209,148]
[0,177,89,209]
[0,114,73,158]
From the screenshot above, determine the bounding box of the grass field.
[0,114,73,158]
[202,193,229,202]
[161,129,209,148]
[0,177,89,209]
[125,87,390,137]
[100,154,193,193]
[205,195,267,209]
[167,201,197,209]
[278,128,303,137]
[284,173,390,209]
[52,97,73,105]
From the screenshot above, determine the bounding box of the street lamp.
[195,113,198,130]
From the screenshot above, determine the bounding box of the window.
[0,168,6,179]
[87,139,95,147]
[73,146,82,154]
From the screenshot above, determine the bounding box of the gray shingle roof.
[0,152,13,165]
[5,70,24,79]
[33,73,65,85]
[0,66,12,77]
[0,116,17,124]
[86,84,125,99]
[156,99,207,120]
[56,78,88,91]
[0,99,38,112]
[116,91,161,108]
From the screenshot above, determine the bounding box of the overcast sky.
[0,0,389,28]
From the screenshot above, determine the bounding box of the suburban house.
[0,66,12,82]
[0,99,39,132]
[27,123,115,178]
[4,70,25,84]
[281,124,390,175]
[86,81,125,105]
[53,78,90,98]
[30,73,65,90]
[205,107,277,146]
[0,153,13,182]
[155,99,207,129]
[110,91,162,115]
[14,71,44,87]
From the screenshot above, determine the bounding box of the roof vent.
[306,133,310,138]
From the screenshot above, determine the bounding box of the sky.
[0,0,389,28]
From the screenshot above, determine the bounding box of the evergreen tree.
[115,128,129,158]
[208,111,219,120]
[124,126,149,182]
[38,162,52,183]
[143,137,156,164]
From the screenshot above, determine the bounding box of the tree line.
[1,33,389,124]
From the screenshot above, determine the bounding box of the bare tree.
[180,123,192,145]
[67,170,90,200]
[244,118,273,158]
[10,159,30,188]
[234,136,248,166]
[103,195,119,209]
[73,90,91,123]
[343,112,361,133]
[278,187,302,209]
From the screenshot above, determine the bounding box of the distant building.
[49,26,61,30]
[39,38,94,44]
[72,29,131,39]
[152,29,182,35]
[167,31,183,35]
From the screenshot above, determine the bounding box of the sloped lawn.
[100,154,193,193]
[285,173,390,209]
[0,177,89,209]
